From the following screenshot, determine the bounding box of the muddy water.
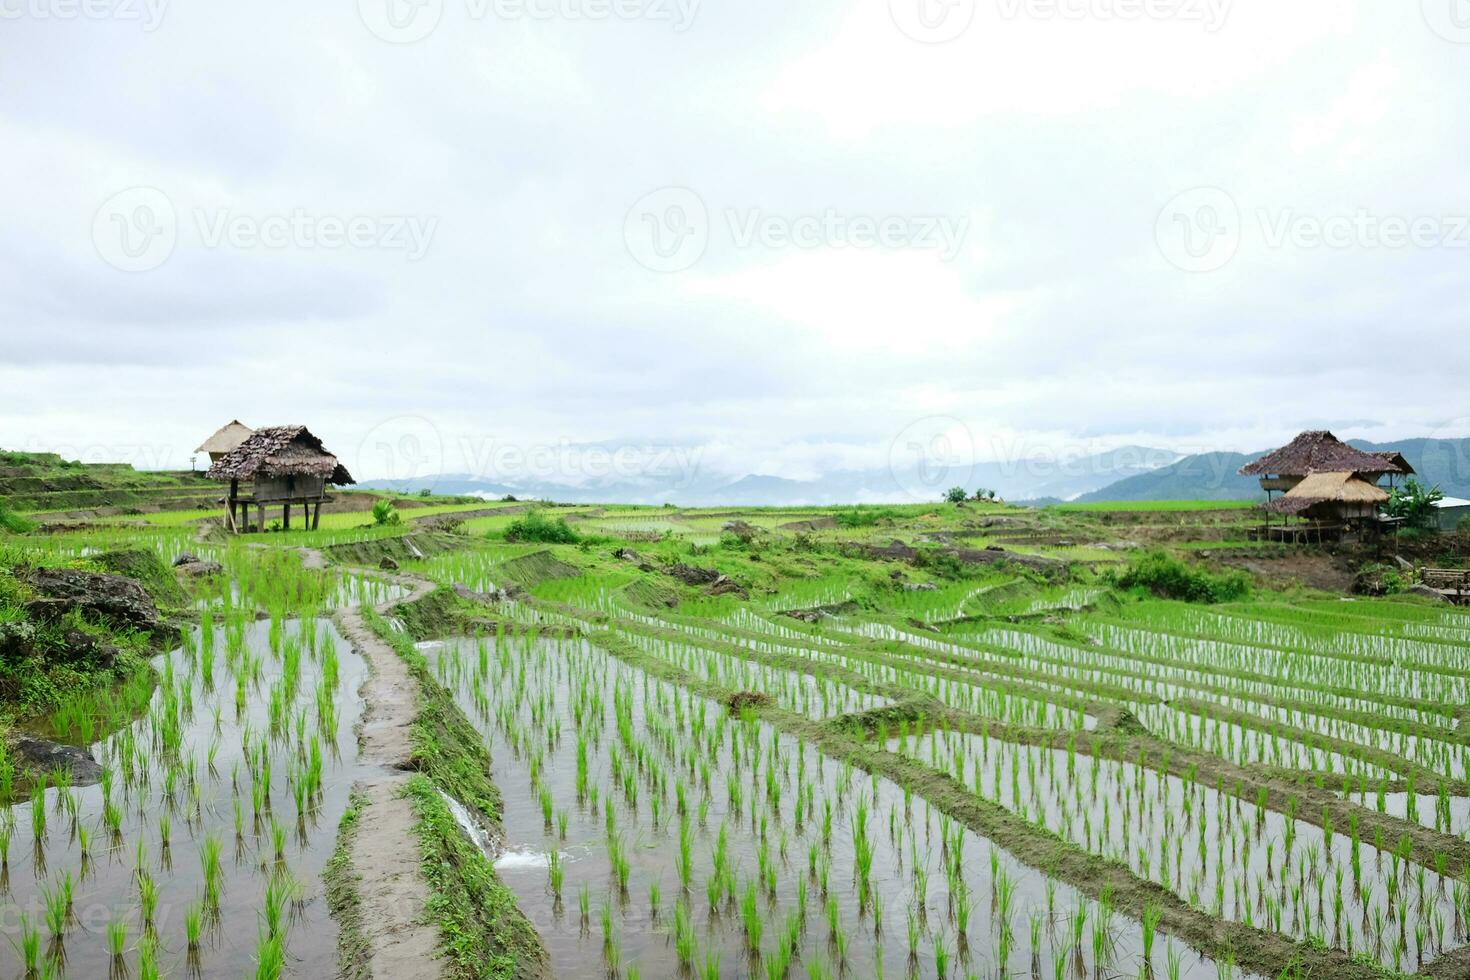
[0,619,369,979]
[1132,703,1392,779]
[892,730,1463,973]
[614,629,888,720]
[428,635,1227,980]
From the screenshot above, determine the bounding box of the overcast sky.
[3,0,1469,484]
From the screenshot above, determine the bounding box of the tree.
[1385,479,1444,529]
[944,487,968,504]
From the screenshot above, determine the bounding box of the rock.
[26,566,164,638]
[722,520,762,543]
[1393,555,1415,572]
[669,563,721,586]
[416,515,465,534]
[380,557,400,571]
[172,552,201,567]
[709,575,749,600]
[60,628,121,667]
[1407,584,1453,603]
[175,560,223,578]
[725,691,773,715]
[12,736,104,785]
[902,582,939,592]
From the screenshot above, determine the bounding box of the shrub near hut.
[1110,550,1251,603]
[503,510,580,544]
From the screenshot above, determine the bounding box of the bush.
[913,547,972,581]
[835,507,901,528]
[943,487,968,504]
[1111,550,1250,604]
[371,500,401,526]
[503,510,579,544]
[0,500,34,534]
[1386,479,1445,530]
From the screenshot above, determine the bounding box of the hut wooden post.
[205,426,355,535]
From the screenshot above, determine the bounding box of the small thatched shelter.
[1263,472,1389,520]
[207,425,354,533]
[196,420,254,463]
[1241,431,1414,541]
[1239,430,1412,491]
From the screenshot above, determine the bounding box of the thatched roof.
[1239,431,1412,477]
[206,426,355,484]
[1264,471,1389,515]
[196,420,253,455]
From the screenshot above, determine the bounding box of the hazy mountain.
[1075,453,1261,503]
[360,446,1182,506]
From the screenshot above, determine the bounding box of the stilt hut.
[207,426,354,533]
[1239,431,1412,542]
[196,420,254,464]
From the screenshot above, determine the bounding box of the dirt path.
[320,549,445,979]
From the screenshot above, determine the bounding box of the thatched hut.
[1263,472,1389,520]
[196,420,254,463]
[1239,430,1412,494]
[1240,431,1413,541]
[207,425,354,533]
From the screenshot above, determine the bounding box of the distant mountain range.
[361,438,1470,507]
[1075,438,1470,503]
[360,446,1182,507]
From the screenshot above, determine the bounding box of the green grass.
[1051,499,1258,513]
[402,775,547,979]
[324,791,372,980]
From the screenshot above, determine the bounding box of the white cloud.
[1,0,1466,482]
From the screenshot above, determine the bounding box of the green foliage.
[418,488,434,498]
[835,507,901,528]
[0,500,34,535]
[912,547,975,581]
[1385,479,1444,529]
[503,510,579,544]
[371,500,402,526]
[403,775,544,979]
[1111,550,1251,604]
[943,487,968,504]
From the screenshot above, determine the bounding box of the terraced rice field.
[5,510,1468,980]
[433,573,1470,978]
[0,553,367,978]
